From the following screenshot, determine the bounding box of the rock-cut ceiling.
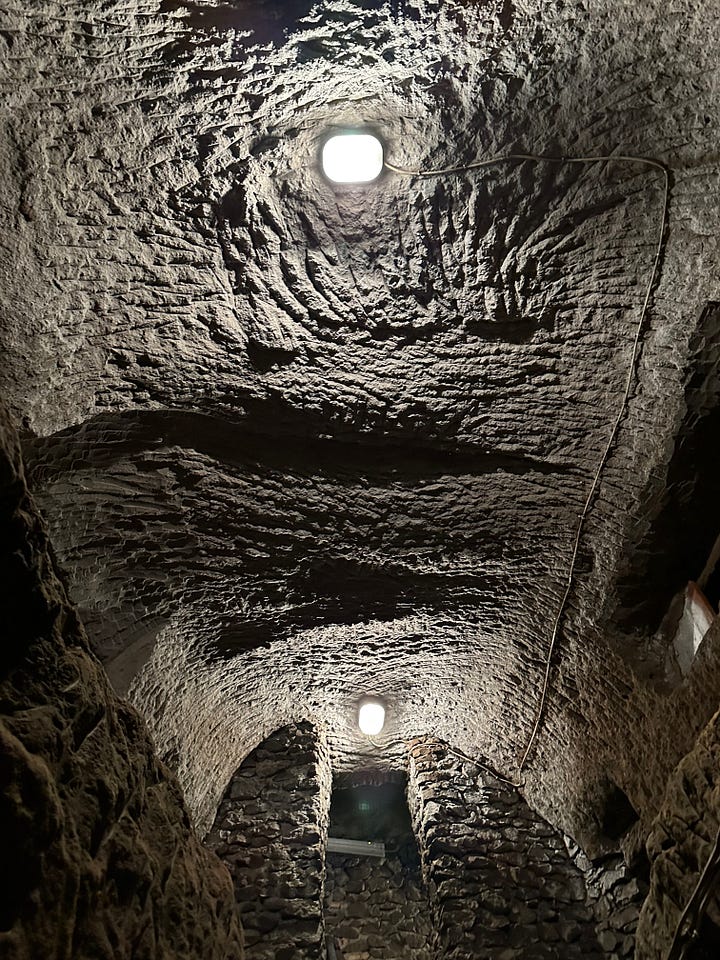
[2,0,720,847]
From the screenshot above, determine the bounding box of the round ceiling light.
[358,697,386,736]
[322,132,384,184]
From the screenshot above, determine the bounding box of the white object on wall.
[673,581,716,675]
[327,837,385,858]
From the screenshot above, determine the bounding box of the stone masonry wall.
[205,721,331,960]
[407,738,604,959]
[564,839,647,958]
[325,852,434,960]
[0,403,244,960]
[324,781,434,959]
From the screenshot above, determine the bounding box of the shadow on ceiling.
[158,0,413,47]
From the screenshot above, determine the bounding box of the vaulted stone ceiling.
[2,0,720,854]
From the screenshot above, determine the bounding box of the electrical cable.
[405,737,523,790]
[386,150,670,773]
[443,743,523,789]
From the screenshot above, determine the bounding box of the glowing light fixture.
[358,697,386,736]
[322,132,384,184]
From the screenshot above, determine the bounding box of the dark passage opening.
[329,781,414,849]
[600,781,640,842]
[615,303,720,638]
[324,778,433,959]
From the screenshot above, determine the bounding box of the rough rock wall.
[205,721,331,960]
[407,739,603,959]
[4,0,720,865]
[3,0,720,900]
[0,404,243,960]
[636,707,720,959]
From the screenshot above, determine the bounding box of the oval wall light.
[322,132,384,184]
[358,696,386,736]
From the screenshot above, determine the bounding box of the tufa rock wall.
[7,0,720,862]
[636,706,720,959]
[0,403,244,960]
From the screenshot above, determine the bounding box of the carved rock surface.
[2,0,720,935]
[637,707,720,959]
[0,405,243,960]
